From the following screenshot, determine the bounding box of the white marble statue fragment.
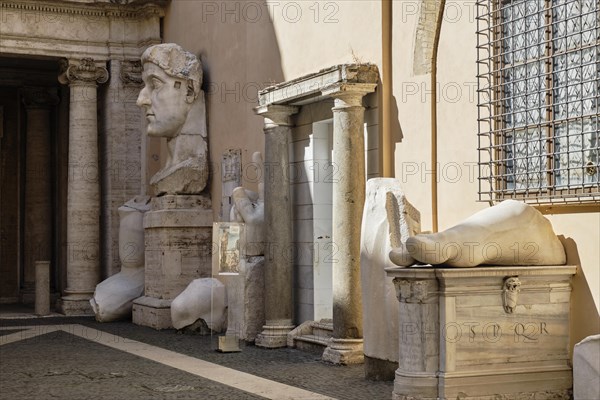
[230,151,265,256]
[573,334,600,400]
[389,199,566,267]
[360,179,421,372]
[171,278,227,332]
[90,196,151,322]
[137,43,208,195]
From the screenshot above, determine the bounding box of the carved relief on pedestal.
[392,278,437,303]
[503,276,522,314]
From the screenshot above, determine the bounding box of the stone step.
[287,319,333,354]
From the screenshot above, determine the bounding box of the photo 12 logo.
[199,2,340,24]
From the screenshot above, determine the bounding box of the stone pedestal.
[225,256,265,342]
[386,265,576,400]
[133,195,212,329]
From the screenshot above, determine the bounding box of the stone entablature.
[0,0,166,61]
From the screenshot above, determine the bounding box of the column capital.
[120,59,143,86]
[254,104,299,127]
[58,58,109,86]
[21,87,59,109]
[322,83,377,107]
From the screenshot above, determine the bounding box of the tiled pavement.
[0,316,393,400]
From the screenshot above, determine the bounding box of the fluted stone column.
[21,88,59,304]
[321,83,376,364]
[254,104,298,348]
[57,58,108,315]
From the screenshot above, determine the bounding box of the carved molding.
[58,58,109,86]
[21,87,60,108]
[0,0,166,20]
[120,60,143,86]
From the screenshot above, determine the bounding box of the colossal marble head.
[137,43,202,138]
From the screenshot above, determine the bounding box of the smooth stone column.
[21,88,59,304]
[35,261,51,316]
[254,105,298,348]
[321,84,376,365]
[57,58,108,315]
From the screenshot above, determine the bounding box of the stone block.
[133,195,213,329]
[225,256,265,342]
[386,265,576,399]
[573,334,600,400]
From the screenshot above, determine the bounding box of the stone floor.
[0,307,393,400]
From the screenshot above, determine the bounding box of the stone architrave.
[360,178,420,380]
[386,265,576,400]
[253,105,298,348]
[321,82,377,365]
[21,87,59,304]
[56,58,109,315]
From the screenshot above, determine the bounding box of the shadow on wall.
[558,236,600,354]
[162,1,285,220]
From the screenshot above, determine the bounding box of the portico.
[0,0,165,312]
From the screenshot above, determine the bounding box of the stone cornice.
[257,64,379,107]
[0,0,167,19]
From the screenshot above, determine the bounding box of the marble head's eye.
[174,81,181,89]
[151,77,163,89]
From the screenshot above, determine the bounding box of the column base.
[132,296,172,330]
[56,296,94,316]
[255,322,295,349]
[322,338,364,365]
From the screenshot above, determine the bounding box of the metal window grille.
[477,0,600,204]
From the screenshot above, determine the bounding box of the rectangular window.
[477,0,599,203]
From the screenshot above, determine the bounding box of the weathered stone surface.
[386,265,576,399]
[90,196,150,322]
[573,334,600,400]
[57,58,109,315]
[137,44,209,195]
[393,200,566,267]
[230,152,265,256]
[225,256,265,342]
[254,105,297,349]
[34,261,50,316]
[360,178,420,375]
[171,278,227,332]
[133,195,212,329]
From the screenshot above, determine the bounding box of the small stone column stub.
[57,58,109,315]
[254,104,298,348]
[35,261,51,316]
[21,87,59,304]
[321,83,377,365]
